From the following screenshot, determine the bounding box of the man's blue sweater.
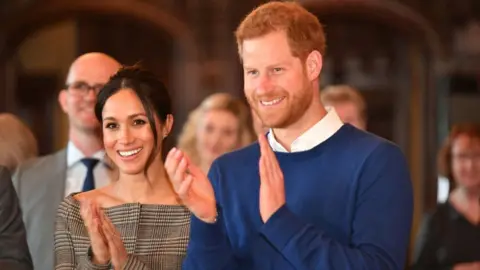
[183,124,413,270]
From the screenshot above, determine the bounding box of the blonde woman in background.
[178,92,255,173]
[0,113,35,269]
[0,113,38,172]
[321,84,367,130]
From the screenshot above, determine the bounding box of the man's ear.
[305,50,323,81]
[58,90,69,113]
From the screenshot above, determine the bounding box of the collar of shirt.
[67,141,106,167]
[267,107,344,153]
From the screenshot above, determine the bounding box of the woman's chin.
[118,167,144,176]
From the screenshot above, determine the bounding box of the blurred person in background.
[0,165,32,270]
[13,52,121,270]
[412,123,480,270]
[321,84,367,130]
[177,92,255,173]
[0,113,37,269]
[0,113,38,173]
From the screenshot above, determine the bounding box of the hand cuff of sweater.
[84,247,112,270]
[260,204,306,251]
[190,208,228,248]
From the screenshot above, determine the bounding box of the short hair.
[0,113,38,172]
[235,1,326,60]
[95,65,172,174]
[438,123,480,186]
[321,85,367,122]
[177,93,255,166]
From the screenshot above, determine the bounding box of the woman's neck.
[450,187,480,224]
[200,160,212,175]
[112,163,178,205]
[455,187,480,203]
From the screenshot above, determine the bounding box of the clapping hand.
[165,148,217,223]
[258,134,286,223]
[80,200,127,269]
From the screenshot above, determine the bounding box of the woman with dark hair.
[412,123,480,270]
[54,65,190,270]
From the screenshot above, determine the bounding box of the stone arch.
[299,0,443,61]
[0,0,197,61]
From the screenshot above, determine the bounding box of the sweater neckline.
[266,124,353,159]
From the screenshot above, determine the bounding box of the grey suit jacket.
[13,149,67,270]
[0,166,33,270]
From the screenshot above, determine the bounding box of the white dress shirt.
[64,141,111,196]
[267,108,344,153]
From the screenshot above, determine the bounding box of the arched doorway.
[0,0,199,154]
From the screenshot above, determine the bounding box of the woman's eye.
[105,123,117,129]
[133,119,147,125]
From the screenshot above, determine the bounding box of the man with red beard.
[13,52,121,270]
[165,2,413,270]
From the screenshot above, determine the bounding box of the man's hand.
[258,134,286,223]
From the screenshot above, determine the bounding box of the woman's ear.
[162,114,174,139]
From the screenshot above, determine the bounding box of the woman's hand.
[165,148,217,223]
[100,211,128,269]
[80,200,110,264]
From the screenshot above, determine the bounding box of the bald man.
[12,53,121,270]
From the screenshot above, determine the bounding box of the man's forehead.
[66,64,117,84]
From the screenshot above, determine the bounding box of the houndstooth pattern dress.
[54,194,191,270]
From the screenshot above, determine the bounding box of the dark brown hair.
[95,65,172,175]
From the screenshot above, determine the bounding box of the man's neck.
[70,129,103,157]
[272,103,327,152]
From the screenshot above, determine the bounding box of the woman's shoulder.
[58,189,110,216]
[71,187,124,209]
[56,193,82,225]
[421,201,455,229]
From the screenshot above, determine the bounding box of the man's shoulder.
[16,149,66,172]
[341,125,403,158]
[13,149,67,187]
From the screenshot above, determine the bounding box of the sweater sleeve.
[260,142,414,270]
[182,161,239,270]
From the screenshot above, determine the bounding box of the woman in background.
[54,66,190,269]
[412,123,480,270]
[0,113,38,172]
[177,92,255,174]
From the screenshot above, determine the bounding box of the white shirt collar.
[267,107,344,153]
[67,141,106,167]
